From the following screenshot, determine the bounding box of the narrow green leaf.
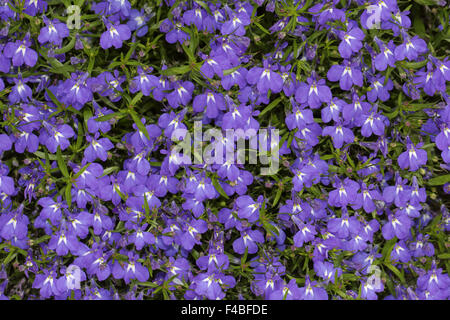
[259,97,282,117]
[56,146,69,178]
[212,176,229,199]
[427,174,450,186]
[129,109,150,141]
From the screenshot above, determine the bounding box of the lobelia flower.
[321,98,346,123]
[180,219,208,251]
[322,122,355,149]
[40,121,75,153]
[285,102,315,131]
[338,26,365,59]
[160,19,189,44]
[417,261,450,299]
[366,75,393,102]
[182,6,207,30]
[9,76,33,104]
[360,105,388,137]
[128,223,155,250]
[360,278,384,300]
[431,56,450,88]
[92,70,126,102]
[327,60,363,90]
[129,66,159,96]
[0,134,12,153]
[414,62,438,97]
[295,75,332,109]
[298,276,328,300]
[373,38,397,71]
[193,89,227,119]
[395,33,428,61]
[221,10,251,36]
[196,251,229,272]
[32,269,62,299]
[61,72,93,108]
[232,228,264,254]
[100,19,131,49]
[84,134,114,162]
[352,183,382,214]
[235,195,264,223]
[87,104,114,134]
[397,137,427,171]
[48,226,81,256]
[38,16,70,45]
[409,234,435,258]
[167,81,194,108]
[112,252,149,284]
[246,60,283,95]
[383,174,411,208]
[221,67,248,90]
[314,261,342,284]
[127,9,150,37]
[3,34,38,67]
[293,222,317,247]
[327,211,362,239]
[381,212,412,240]
[268,279,301,300]
[37,196,65,225]
[0,205,29,241]
[390,240,411,263]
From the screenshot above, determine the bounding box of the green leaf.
[160,65,191,76]
[427,174,450,186]
[73,163,91,179]
[438,253,450,259]
[65,183,72,208]
[56,146,69,178]
[383,262,406,284]
[95,112,124,122]
[54,35,76,54]
[259,97,282,117]
[129,109,150,141]
[211,176,229,199]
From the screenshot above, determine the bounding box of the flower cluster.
[0,0,449,300]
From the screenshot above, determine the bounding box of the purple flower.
[40,122,75,153]
[38,16,70,45]
[112,253,149,284]
[381,212,412,240]
[3,35,38,67]
[232,228,264,254]
[167,81,194,108]
[298,276,328,300]
[295,76,332,108]
[293,222,317,247]
[327,60,363,91]
[84,134,114,162]
[127,9,150,37]
[180,219,208,251]
[221,11,250,36]
[367,76,393,102]
[395,34,428,61]
[374,38,397,71]
[236,195,264,222]
[193,90,227,119]
[398,137,427,172]
[100,20,131,49]
[322,123,355,149]
[9,76,33,104]
[246,60,283,95]
[390,241,411,263]
[338,27,365,59]
[327,212,361,239]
